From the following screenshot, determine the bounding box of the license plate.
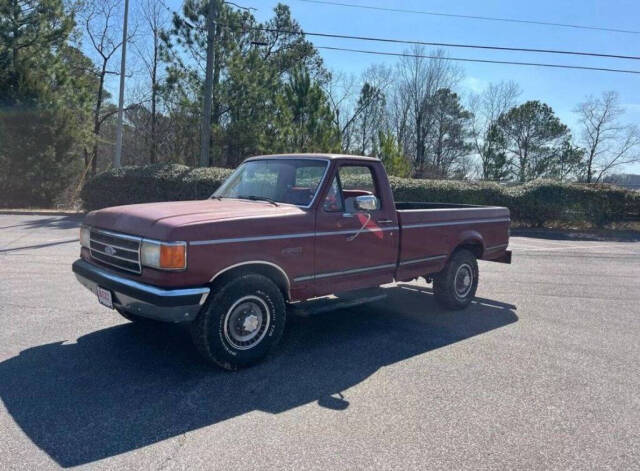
[96,286,113,309]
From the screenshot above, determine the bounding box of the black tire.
[116,308,157,323]
[433,249,479,310]
[190,273,286,370]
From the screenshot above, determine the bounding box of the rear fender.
[454,230,485,259]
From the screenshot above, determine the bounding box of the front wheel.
[190,274,286,370]
[433,249,479,310]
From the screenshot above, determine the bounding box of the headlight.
[140,240,187,270]
[80,225,91,248]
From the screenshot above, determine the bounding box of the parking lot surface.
[1,214,639,470]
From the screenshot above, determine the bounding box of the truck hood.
[84,199,305,240]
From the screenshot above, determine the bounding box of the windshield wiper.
[237,195,279,206]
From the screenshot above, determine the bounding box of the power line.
[245,26,640,61]
[295,0,640,35]
[215,23,640,74]
[315,46,640,75]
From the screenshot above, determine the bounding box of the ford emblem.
[104,245,116,256]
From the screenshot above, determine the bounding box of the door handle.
[347,213,372,242]
[377,219,394,224]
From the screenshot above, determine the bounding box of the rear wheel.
[433,249,479,310]
[190,274,286,370]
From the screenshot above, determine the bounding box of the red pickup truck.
[73,154,511,369]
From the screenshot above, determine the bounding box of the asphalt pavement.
[1,214,639,470]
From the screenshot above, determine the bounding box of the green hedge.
[507,180,637,227]
[81,164,640,227]
[388,177,512,207]
[80,164,233,211]
[390,177,639,227]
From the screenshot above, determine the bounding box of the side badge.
[281,247,303,257]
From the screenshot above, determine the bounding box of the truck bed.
[394,202,510,282]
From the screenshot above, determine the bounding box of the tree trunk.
[150,31,158,164]
[586,155,593,183]
[519,152,526,183]
[415,114,424,174]
[11,2,18,68]
[360,114,367,155]
[209,11,223,167]
[91,63,107,176]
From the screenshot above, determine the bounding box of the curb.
[0,209,85,217]
[512,227,640,242]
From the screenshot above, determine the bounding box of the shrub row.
[81,164,640,227]
[389,176,640,227]
[80,164,233,211]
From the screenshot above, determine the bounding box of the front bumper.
[72,259,210,322]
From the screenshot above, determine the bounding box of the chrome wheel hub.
[243,314,259,333]
[223,296,271,350]
[454,264,474,298]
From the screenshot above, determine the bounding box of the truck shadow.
[0,238,78,253]
[0,285,517,467]
[0,215,82,231]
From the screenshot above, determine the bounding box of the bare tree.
[468,81,520,180]
[136,0,169,164]
[353,83,386,155]
[80,0,134,176]
[395,46,462,175]
[324,64,393,153]
[388,82,413,158]
[575,91,640,183]
[324,70,358,152]
[354,65,393,155]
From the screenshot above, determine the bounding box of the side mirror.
[354,194,379,212]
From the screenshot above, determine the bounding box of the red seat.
[342,189,372,199]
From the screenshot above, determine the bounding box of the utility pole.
[199,0,217,167]
[114,0,130,169]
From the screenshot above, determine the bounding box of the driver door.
[313,163,398,297]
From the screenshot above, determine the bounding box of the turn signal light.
[160,244,187,270]
[140,240,187,270]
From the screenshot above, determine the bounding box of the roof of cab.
[245,153,380,162]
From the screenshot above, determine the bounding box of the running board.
[288,289,387,317]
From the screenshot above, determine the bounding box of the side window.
[322,175,344,212]
[338,165,380,212]
[338,166,378,197]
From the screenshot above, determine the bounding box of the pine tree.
[160,2,333,166]
[378,131,410,177]
[0,0,93,207]
[282,66,339,153]
[496,101,570,182]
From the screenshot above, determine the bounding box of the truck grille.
[89,228,142,274]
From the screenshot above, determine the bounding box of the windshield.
[212,159,328,207]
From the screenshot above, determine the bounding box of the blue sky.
[253,0,640,172]
[122,0,640,173]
